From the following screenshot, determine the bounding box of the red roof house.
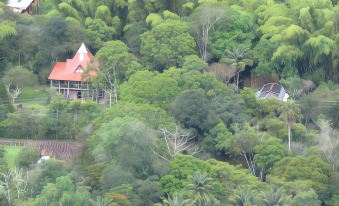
[48,43,97,81]
[48,43,104,101]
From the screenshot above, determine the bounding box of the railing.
[51,81,93,90]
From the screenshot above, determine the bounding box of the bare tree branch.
[6,83,21,105]
[154,126,199,161]
[0,168,27,206]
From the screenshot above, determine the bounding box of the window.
[99,90,104,98]
[75,66,84,73]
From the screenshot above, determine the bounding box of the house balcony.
[50,80,93,91]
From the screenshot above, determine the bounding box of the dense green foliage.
[0,0,338,205]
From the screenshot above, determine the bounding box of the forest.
[0,0,338,205]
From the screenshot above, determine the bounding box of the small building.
[256,83,289,102]
[6,0,39,14]
[48,43,104,102]
[37,149,50,164]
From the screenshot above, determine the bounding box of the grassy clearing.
[4,146,22,168]
[16,86,49,105]
[15,86,50,110]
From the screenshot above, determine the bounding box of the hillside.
[0,0,338,205]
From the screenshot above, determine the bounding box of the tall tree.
[278,100,301,151]
[0,168,27,206]
[223,123,268,176]
[95,40,142,106]
[316,118,339,172]
[220,46,253,90]
[189,2,228,61]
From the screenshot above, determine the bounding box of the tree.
[16,147,39,168]
[315,119,339,172]
[260,188,285,206]
[230,186,257,206]
[170,89,218,133]
[278,100,301,151]
[2,66,37,88]
[220,46,253,90]
[26,160,71,197]
[289,189,321,206]
[189,2,228,61]
[182,55,208,72]
[95,40,142,106]
[254,137,288,181]
[0,21,16,41]
[226,123,266,176]
[95,102,176,129]
[154,126,198,161]
[5,84,21,105]
[209,6,254,59]
[40,16,71,61]
[68,100,82,121]
[0,111,46,139]
[1,66,37,105]
[160,193,190,206]
[185,171,215,203]
[140,19,196,71]
[94,5,112,25]
[271,155,331,195]
[85,18,117,49]
[0,3,16,40]
[201,122,232,156]
[208,63,237,84]
[302,35,336,81]
[120,71,181,109]
[89,118,168,178]
[26,176,93,206]
[49,97,68,121]
[0,168,27,206]
[159,155,263,202]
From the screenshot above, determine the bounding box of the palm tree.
[0,21,16,40]
[220,46,253,90]
[194,196,219,206]
[233,186,256,206]
[278,100,301,151]
[261,188,284,206]
[186,171,214,203]
[162,193,190,206]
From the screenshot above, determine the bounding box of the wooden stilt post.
[67,81,70,99]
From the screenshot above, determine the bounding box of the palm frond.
[0,21,16,40]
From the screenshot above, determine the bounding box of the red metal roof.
[48,43,98,81]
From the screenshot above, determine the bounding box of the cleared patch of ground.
[4,146,22,168]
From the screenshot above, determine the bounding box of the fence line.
[0,140,82,160]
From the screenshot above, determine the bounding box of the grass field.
[15,86,50,111]
[4,146,22,168]
[16,86,49,105]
